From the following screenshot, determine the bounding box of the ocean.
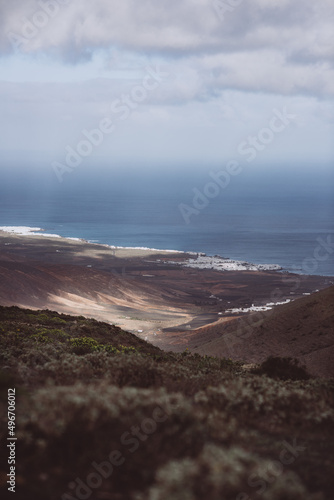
[1,164,333,276]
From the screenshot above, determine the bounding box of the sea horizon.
[1,165,333,277]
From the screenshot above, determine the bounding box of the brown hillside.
[186,286,334,378]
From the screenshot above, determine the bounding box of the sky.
[0,0,333,181]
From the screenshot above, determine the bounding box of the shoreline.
[0,225,323,277]
[0,226,185,254]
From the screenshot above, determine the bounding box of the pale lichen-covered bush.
[145,444,314,500]
[19,383,189,438]
[16,384,206,497]
[194,377,334,427]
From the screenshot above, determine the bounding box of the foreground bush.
[0,305,333,500]
[16,384,205,499]
[145,444,313,500]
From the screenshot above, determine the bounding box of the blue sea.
[1,164,333,276]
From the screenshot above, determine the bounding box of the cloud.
[0,1,332,59]
[0,0,333,99]
[0,0,333,168]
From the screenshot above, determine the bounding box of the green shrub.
[27,314,38,323]
[50,316,67,325]
[69,337,101,354]
[29,329,52,343]
[105,344,138,355]
[36,314,50,323]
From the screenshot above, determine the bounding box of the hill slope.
[185,286,334,378]
[0,305,334,500]
[1,231,332,341]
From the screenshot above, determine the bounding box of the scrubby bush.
[145,444,312,500]
[253,356,311,381]
[194,377,334,428]
[69,336,101,354]
[16,384,204,499]
[36,313,51,323]
[69,337,140,355]
[1,304,333,500]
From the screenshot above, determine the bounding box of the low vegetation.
[0,305,333,500]
[252,355,312,381]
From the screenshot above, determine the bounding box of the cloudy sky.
[0,0,333,177]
